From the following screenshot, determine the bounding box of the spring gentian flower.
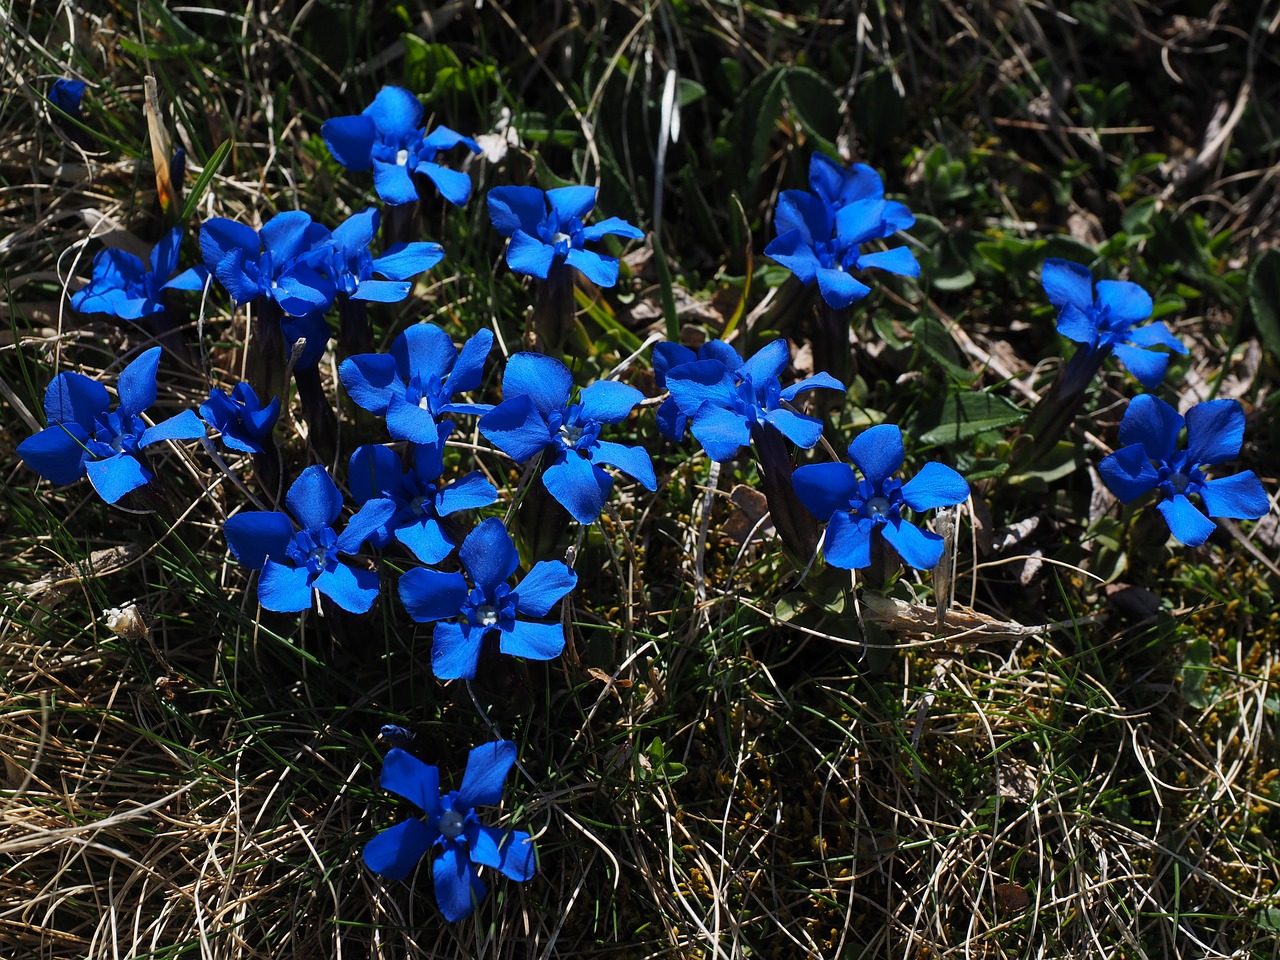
[478,353,656,523]
[223,465,395,613]
[487,186,643,287]
[313,208,444,303]
[1098,395,1269,546]
[71,227,206,322]
[199,382,280,454]
[363,742,536,922]
[322,86,479,206]
[765,156,918,309]
[17,346,206,504]
[664,339,844,462]
[1041,259,1187,388]
[399,517,577,680]
[199,212,335,317]
[792,424,969,570]
[349,424,499,563]
[339,324,494,443]
[49,78,87,118]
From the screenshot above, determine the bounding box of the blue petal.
[1040,259,1094,311]
[314,563,381,614]
[654,398,686,441]
[163,265,209,292]
[881,201,916,232]
[1200,471,1269,520]
[199,219,260,275]
[260,211,320,263]
[84,454,150,504]
[499,618,567,662]
[1056,303,1099,344]
[437,472,499,515]
[351,279,412,303]
[741,339,790,385]
[505,230,556,280]
[565,247,619,287]
[779,372,845,401]
[396,517,456,564]
[364,85,424,138]
[651,342,698,385]
[848,424,904,487]
[149,227,184,278]
[372,241,445,281]
[386,394,445,444]
[578,380,643,424]
[338,498,397,553]
[380,747,441,812]
[792,462,858,521]
[448,328,494,395]
[1112,344,1170,389]
[513,561,578,617]
[399,569,469,622]
[762,408,824,449]
[1095,279,1152,322]
[117,346,161,416]
[466,825,536,881]
[340,354,399,415]
[273,265,335,316]
[487,186,547,238]
[139,409,206,447]
[773,190,830,245]
[500,353,573,417]
[423,125,480,154]
[348,444,399,506]
[822,511,875,569]
[330,207,380,257]
[1118,395,1183,461]
[363,818,433,881]
[44,371,108,428]
[213,250,263,305]
[881,517,945,570]
[900,461,969,511]
[834,198,891,245]
[460,517,520,590]
[698,340,744,370]
[418,162,472,206]
[257,560,313,612]
[1126,321,1188,354]
[478,395,554,463]
[688,405,750,462]
[1098,444,1159,503]
[855,246,920,278]
[396,323,458,387]
[17,424,90,485]
[373,159,420,206]
[279,311,331,371]
[432,847,486,922]
[322,114,376,170]
[543,453,612,523]
[286,464,343,532]
[1185,399,1246,466]
[1157,494,1216,546]
[580,216,644,242]
[431,621,485,680]
[458,739,516,808]
[764,229,821,284]
[224,511,294,569]
[816,267,871,308]
[665,361,737,416]
[547,185,598,222]
[50,78,86,116]
[590,440,657,490]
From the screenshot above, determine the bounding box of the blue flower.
[486,185,643,287]
[792,424,969,570]
[663,338,844,462]
[349,425,499,564]
[1098,395,1269,546]
[199,382,280,454]
[50,78,87,119]
[223,465,395,613]
[363,742,536,922]
[16,346,206,504]
[199,212,336,317]
[339,324,494,443]
[651,339,744,441]
[312,207,444,303]
[71,227,206,322]
[322,86,479,206]
[478,353,656,523]
[764,156,918,309]
[1040,259,1187,389]
[398,517,577,680]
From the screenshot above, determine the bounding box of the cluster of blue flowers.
[22,76,1272,923]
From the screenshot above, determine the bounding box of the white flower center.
[476,604,499,627]
[308,545,328,566]
[552,231,572,246]
[866,496,891,517]
[439,810,465,840]
[559,422,583,447]
[396,148,410,166]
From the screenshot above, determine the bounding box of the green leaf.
[181,138,233,223]
[910,314,974,382]
[402,36,461,96]
[919,393,1025,446]
[1247,247,1280,361]
[780,66,840,153]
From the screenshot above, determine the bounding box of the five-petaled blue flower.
[17,346,206,504]
[478,353,657,523]
[765,154,918,309]
[322,86,479,207]
[349,423,498,564]
[1041,259,1187,389]
[199,382,280,454]
[398,517,577,680]
[310,207,444,303]
[223,465,395,614]
[792,424,970,570]
[1098,395,1269,546]
[339,324,494,443]
[363,742,536,922]
[663,338,844,462]
[486,185,643,288]
[200,211,336,317]
[72,227,206,322]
